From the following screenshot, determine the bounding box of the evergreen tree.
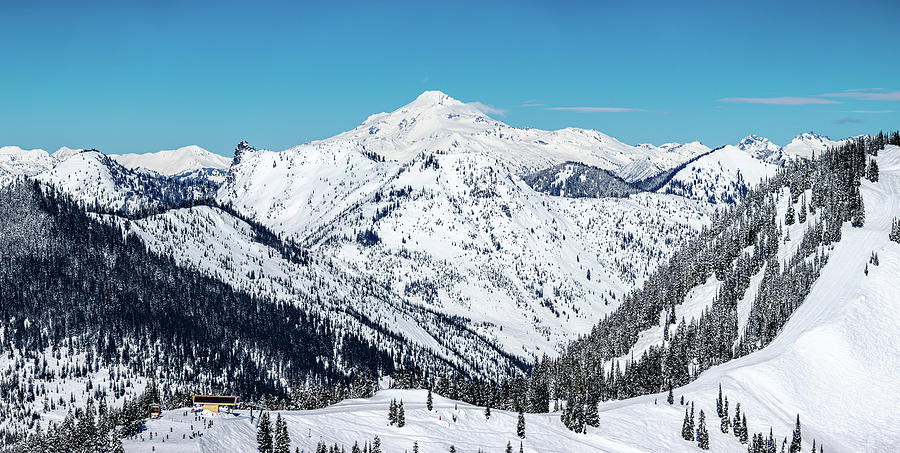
[696,410,709,450]
[789,414,802,453]
[890,218,900,243]
[517,410,526,438]
[389,399,397,425]
[741,413,748,444]
[372,436,382,453]
[506,441,513,453]
[867,158,879,182]
[258,412,273,453]
[721,396,731,433]
[397,401,406,428]
[667,385,674,405]
[484,405,491,420]
[274,414,291,453]
[798,194,808,223]
[584,396,599,428]
[785,204,796,225]
[681,408,693,441]
[427,388,434,411]
[716,385,723,418]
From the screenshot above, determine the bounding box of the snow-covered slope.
[127,146,900,453]
[781,132,842,160]
[122,389,644,453]
[325,91,708,180]
[217,141,710,358]
[112,145,231,176]
[660,143,779,204]
[0,146,59,184]
[659,133,853,204]
[34,150,215,214]
[593,144,900,452]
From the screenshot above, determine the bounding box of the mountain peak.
[793,131,830,142]
[233,141,256,166]
[407,90,463,110]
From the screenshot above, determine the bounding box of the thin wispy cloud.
[718,96,839,105]
[466,102,506,117]
[819,90,900,101]
[547,106,644,113]
[520,103,547,107]
[834,117,863,124]
[849,110,894,114]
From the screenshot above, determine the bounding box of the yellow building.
[192,395,240,413]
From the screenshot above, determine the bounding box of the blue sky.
[1,0,899,156]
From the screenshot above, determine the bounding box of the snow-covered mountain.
[589,144,900,452]
[112,145,231,175]
[782,132,843,159]
[325,91,708,181]
[660,142,779,203]
[0,145,82,184]
[34,149,216,214]
[124,138,900,453]
[659,132,849,204]
[4,90,894,452]
[216,139,709,358]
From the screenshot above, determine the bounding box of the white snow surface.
[111,145,232,176]
[325,91,709,180]
[217,141,710,358]
[0,145,82,184]
[781,132,843,160]
[598,145,900,452]
[660,144,780,203]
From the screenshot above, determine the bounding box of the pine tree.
[258,412,273,453]
[584,396,599,428]
[427,388,434,411]
[667,385,674,405]
[785,204,796,225]
[741,413,749,444]
[798,194,808,223]
[449,446,456,453]
[372,436,382,453]
[890,218,900,243]
[484,405,491,420]
[789,414,802,453]
[867,158,879,182]
[681,408,693,441]
[506,441,513,453]
[721,396,731,433]
[397,401,406,428]
[517,410,526,438]
[716,385,723,418]
[389,399,397,425]
[697,410,709,450]
[274,414,291,453]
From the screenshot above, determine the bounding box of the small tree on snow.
[517,410,526,438]
[696,410,709,450]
